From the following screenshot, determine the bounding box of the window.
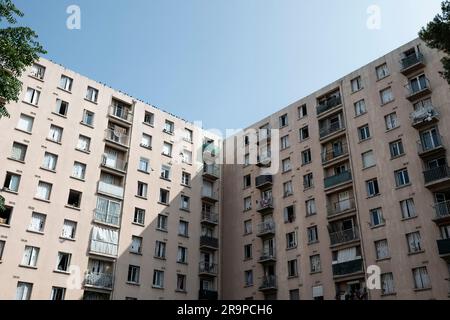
[59,75,73,91]
[381,273,395,295]
[162,142,172,156]
[181,195,190,211]
[61,220,77,239]
[400,198,416,219]
[76,135,91,152]
[279,114,288,128]
[144,111,154,125]
[366,178,379,197]
[56,252,71,272]
[86,86,99,103]
[281,135,290,149]
[3,172,20,192]
[30,63,46,79]
[24,87,40,105]
[36,181,52,201]
[54,99,69,117]
[82,109,95,126]
[289,289,300,300]
[177,274,187,291]
[137,182,148,198]
[283,181,293,197]
[157,214,168,231]
[159,189,170,204]
[408,74,428,93]
[11,142,27,161]
[362,150,376,169]
[303,173,314,189]
[182,172,191,186]
[184,128,193,142]
[141,133,152,149]
[0,207,12,225]
[282,158,291,173]
[243,174,251,188]
[380,87,394,104]
[153,270,164,288]
[16,282,33,300]
[244,153,250,166]
[287,259,298,277]
[299,126,309,141]
[407,232,422,253]
[134,208,145,225]
[286,231,297,249]
[244,197,252,211]
[306,199,317,216]
[40,153,57,172]
[298,104,307,118]
[351,76,363,92]
[354,99,366,116]
[244,244,252,259]
[177,246,187,263]
[283,205,295,223]
[164,120,174,134]
[130,236,143,254]
[50,287,66,300]
[127,265,140,284]
[244,220,252,234]
[413,267,430,289]
[160,165,171,180]
[302,149,312,165]
[72,162,86,180]
[376,63,390,80]
[29,212,46,233]
[370,208,384,227]
[21,246,39,267]
[307,226,319,243]
[375,239,390,260]
[48,125,63,143]
[182,149,192,164]
[310,255,321,273]
[385,112,399,130]
[389,140,404,158]
[244,270,253,286]
[179,220,189,237]
[138,157,149,173]
[358,124,370,141]
[395,168,410,187]
[0,240,5,260]
[17,114,34,132]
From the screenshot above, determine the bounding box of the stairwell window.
[127,265,140,284]
[48,125,63,143]
[354,99,367,116]
[56,252,71,272]
[286,231,297,249]
[153,270,164,288]
[389,140,404,158]
[407,232,422,253]
[21,246,39,267]
[24,87,40,105]
[36,181,52,201]
[395,168,410,187]
[381,273,395,295]
[358,124,371,141]
[370,208,384,227]
[86,86,99,103]
[400,198,416,219]
[375,239,390,260]
[17,114,34,132]
[28,212,46,233]
[3,172,21,192]
[366,178,379,198]
[385,112,399,131]
[59,75,73,92]
[380,87,394,105]
[55,99,69,116]
[413,267,431,290]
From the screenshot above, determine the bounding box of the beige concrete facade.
[222,38,450,300]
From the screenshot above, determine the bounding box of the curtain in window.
[22,247,38,266]
[36,183,50,200]
[49,126,62,142]
[414,268,430,289]
[62,221,75,239]
[408,233,421,251]
[77,137,89,150]
[312,285,323,298]
[43,154,56,170]
[16,283,31,300]
[29,214,44,231]
[336,247,357,263]
[376,240,389,259]
[12,144,23,160]
[162,143,171,155]
[382,273,394,294]
[8,175,20,191]
[91,226,118,256]
[311,256,320,271]
[72,163,85,178]
[131,238,141,252]
[18,115,33,132]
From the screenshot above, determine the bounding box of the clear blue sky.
[14,0,442,132]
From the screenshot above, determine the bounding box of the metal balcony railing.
[199,262,218,275]
[259,250,276,261]
[201,210,219,224]
[320,121,345,139]
[257,221,275,235]
[424,166,450,184]
[109,105,133,122]
[405,77,431,99]
[417,135,443,154]
[199,289,218,300]
[327,198,356,217]
[104,129,129,147]
[324,170,352,189]
[332,259,364,277]
[258,197,274,212]
[101,154,127,172]
[401,52,424,71]
[316,95,342,115]
[200,236,219,249]
[98,181,124,198]
[85,272,113,289]
[259,275,277,290]
[321,144,348,163]
[329,227,359,245]
[410,105,439,127]
[259,128,271,141]
[433,200,450,220]
[437,238,450,256]
[255,175,273,189]
[203,164,220,178]
[201,188,219,201]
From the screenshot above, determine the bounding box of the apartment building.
[0,58,222,300]
[222,38,450,300]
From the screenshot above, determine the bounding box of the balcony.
[322,144,348,165]
[258,250,276,264]
[327,198,356,219]
[259,128,271,141]
[101,154,127,173]
[257,198,274,214]
[437,238,450,257]
[329,227,359,246]
[319,122,345,140]
[199,262,218,276]
[257,152,272,168]
[316,95,342,116]
[200,236,219,250]
[203,164,220,180]
[201,188,219,203]
[94,209,120,227]
[108,105,133,123]
[417,136,445,157]
[199,289,218,300]
[85,272,113,290]
[400,52,425,75]
[410,106,439,129]
[433,200,450,223]
[201,210,219,225]
[259,275,277,292]
[104,129,130,148]
[90,239,118,257]
[405,78,432,102]
[257,221,275,238]
[423,166,450,188]
[324,171,352,190]
[255,175,273,190]
[97,181,124,199]
[332,259,364,278]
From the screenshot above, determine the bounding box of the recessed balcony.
[319,122,346,140]
[89,239,118,257]
[405,77,432,102]
[324,170,352,190]
[258,250,276,264]
[423,166,450,189]
[257,152,272,168]
[322,144,349,166]
[94,209,121,227]
[329,227,360,246]
[332,258,364,278]
[201,188,219,203]
[327,198,356,219]
[259,275,277,292]
[437,238,450,257]
[104,129,130,149]
[199,289,218,300]
[84,272,114,290]
[203,164,220,180]
[199,262,218,276]
[316,95,342,116]
[101,154,127,174]
[108,104,133,124]
[410,106,439,129]
[97,181,124,199]
[255,175,273,190]
[417,136,445,157]
[200,236,219,250]
[257,198,274,214]
[201,210,219,225]
[432,200,450,223]
[256,221,275,238]
[400,52,425,75]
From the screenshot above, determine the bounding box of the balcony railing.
[417,135,444,154]
[109,105,133,122]
[201,188,219,202]
[332,259,364,277]
[259,250,276,262]
[433,200,450,220]
[90,239,118,257]
[259,275,277,290]
[324,170,352,189]
[94,210,120,226]
[85,272,113,289]
[401,52,424,72]
[257,221,275,236]
[319,122,345,139]
[424,166,450,184]
[257,197,274,213]
[201,210,219,224]
[104,129,129,147]
[329,227,359,246]
[200,236,219,249]
[410,106,439,127]
[199,289,218,300]
[257,152,272,167]
[322,144,348,163]
[98,181,124,199]
[437,238,450,256]
[327,198,356,217]
[255,175,273,189]
[101,154,127,172]
[203,164,220,179]
[405,78,431,101]
[199,262,218,275]
[316,95,342,115]
[259,128,271,141]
